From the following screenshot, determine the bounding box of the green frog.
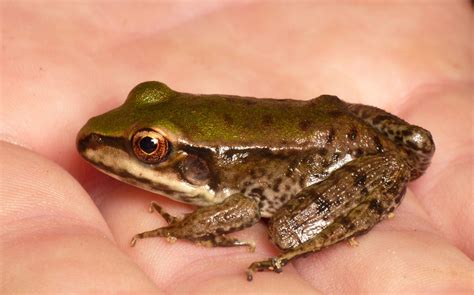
[77,81,435,280]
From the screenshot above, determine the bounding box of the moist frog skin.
[77,81,435,280]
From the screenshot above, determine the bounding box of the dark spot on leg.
[340,216,355,231]
[372,115,392,125]
[361,187,369,196]
[332,152,340,162]
[402,129,413,137]
[301,154,313,165]
[395,192,404,204]
[387,183,402,195]
[354,148,364,157]
[354,172,367,187]
[317,148,328,156]
[272,177,282,192]
[250,169,257,178]
[299,119,313,131]
[327,128,336,144]
[373,136,384,153]
[369,199,385,215]
[406,140,420,150]
[315,195,331,212]
[348,126,358,140]
[399,186,407,198]
[250,187,264,197]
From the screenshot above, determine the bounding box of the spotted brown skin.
[76,81,435,281]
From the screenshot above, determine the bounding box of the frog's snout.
[76,131,103,153]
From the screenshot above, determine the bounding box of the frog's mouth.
[77,132,218,206]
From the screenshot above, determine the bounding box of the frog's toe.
[246,257,286,280]
[246,269,254,281]
[247,241,256,253]
[148,203,155,213]
[130,235,138,247]
[148,201,178,224]
[348,237,359,247]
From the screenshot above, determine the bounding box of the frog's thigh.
[131,194,260,250]
[247,153,410,280]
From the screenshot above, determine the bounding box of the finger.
[0,142,159,293]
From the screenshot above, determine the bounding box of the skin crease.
[1,1,473,294]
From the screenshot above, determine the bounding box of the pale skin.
[1,1,473,294]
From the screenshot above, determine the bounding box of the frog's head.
[76,81,221,206]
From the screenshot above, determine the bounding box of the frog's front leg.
[247,152,410,281]
[148,201,179,224]
[131,193,260,251]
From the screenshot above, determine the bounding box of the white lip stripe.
[84,148,216,204]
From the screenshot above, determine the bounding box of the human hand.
[2,1,473,293]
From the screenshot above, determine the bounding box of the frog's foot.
[130,228,173,247]
[131,194,261,249]
[246,257,288,281]
[387,212,395,219]
[199,235,256,252]
[348,237,359,247]
[130,202,181,247]
[148,201,179,224]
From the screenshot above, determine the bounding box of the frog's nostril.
[77,133,90,152]
[76,132,102,152]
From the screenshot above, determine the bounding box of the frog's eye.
[132,129,169,163]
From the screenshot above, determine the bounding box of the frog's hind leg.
[347,103,435,180]
[246,152,410,281]
[247,195,392,280]
[131,193,260,251]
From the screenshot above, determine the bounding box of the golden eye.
[132,129,169,163]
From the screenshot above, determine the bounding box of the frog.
[76,81,435,281]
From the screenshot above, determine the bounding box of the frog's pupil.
[139,136,158,154]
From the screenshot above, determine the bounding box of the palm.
[2,2,472,293]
